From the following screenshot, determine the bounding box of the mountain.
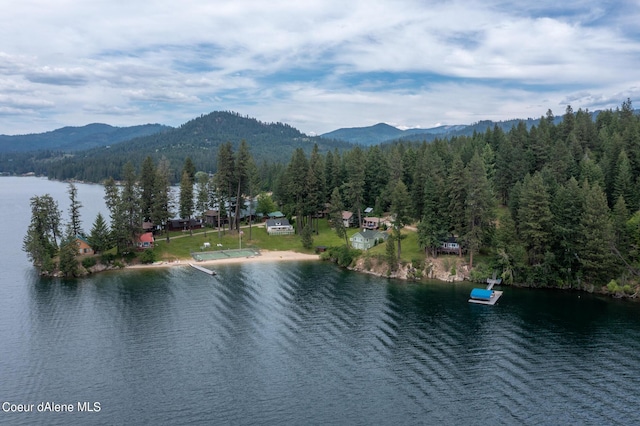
[322,118,573,145]
[0,123,170,153]
[5,111,353,182]
[321,123,406,145]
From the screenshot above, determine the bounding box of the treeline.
[268,99,640,290]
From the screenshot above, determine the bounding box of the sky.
[1,0,640,136]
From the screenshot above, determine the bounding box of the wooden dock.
[188,263,216,275]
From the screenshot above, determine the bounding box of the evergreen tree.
[495,213,526,285]
[58,236,79,277]
[152,157,172,242]
[301,223,313,249]
[121,162,141,246]
[579,151,605,188]
[447,154,468,246]
[329,187,349,247]
[88,212,111,254]
[386,233,397,273]
[179,170,194,235]
[139,156,157,222]
[182,156,196,181]
[67,182,83,237]
[344,147,366,228]
[578,182,617,285]
[611,196,630,266]
[613,150,636,210]
[233,140,252,230]
[464,152,495,268]
[364,145,389,208]
[551,177,584,286]
[23,194,61,268]
[518,173,553,266]
[417,164,448,257]
[195,171,210,233]
[390,180,411,259]
[104,176,130,254]
[306,144,325,233]
[215,142,236,231]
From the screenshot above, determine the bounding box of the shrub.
[607,279,619,293]
[82,257,97,269]
[411,257,425,270]
[139,250,156,264]
[123,251,137,263]
[326,245,360,268]
[100,253,116,265]
[364,256,372,271]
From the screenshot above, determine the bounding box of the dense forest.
[0,123,168,152]
[0,112,353,182]
[19,100,640,294]
[270,100,640,292]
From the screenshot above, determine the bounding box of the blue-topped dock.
[469,277,502,305]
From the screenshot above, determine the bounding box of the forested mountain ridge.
[1,111,354,182]
[0,123,170,152]
[321,122,469,145]
[322,110,637,145]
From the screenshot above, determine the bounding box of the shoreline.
[125,250,320,270]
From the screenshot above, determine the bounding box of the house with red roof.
[136,232,154,250]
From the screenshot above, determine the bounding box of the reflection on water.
[7,262,640,425]
[1,178,640,425]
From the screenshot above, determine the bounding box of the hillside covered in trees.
[0,111,353,182]
[0,123,169,152]
[266,100,640,292]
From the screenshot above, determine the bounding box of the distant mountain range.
[0,123,170,153]
[320,118,568,145]
[0,111,354,182]
[3,107,638,182]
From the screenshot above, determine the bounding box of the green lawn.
[152,219,363,260]
[367,227,424,263]
[148,219,437,267]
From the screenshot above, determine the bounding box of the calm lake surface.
[1,177,640,425]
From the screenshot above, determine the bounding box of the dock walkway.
[188,263,216,275]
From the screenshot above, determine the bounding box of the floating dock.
[468,276,502,305]
[188,263,216,275]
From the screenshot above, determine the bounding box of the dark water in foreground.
[1,177,640,425]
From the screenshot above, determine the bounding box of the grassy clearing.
[101,220,435,274]
[151,219,364,260]
[367,227,423,263]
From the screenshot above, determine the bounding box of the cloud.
[0,0,639,134]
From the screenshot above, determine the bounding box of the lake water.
[1,177,640,425]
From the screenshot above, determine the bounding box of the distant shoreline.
[125,250,320,270]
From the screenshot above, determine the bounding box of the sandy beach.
[126,250,320,270]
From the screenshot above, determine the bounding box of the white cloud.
[0,0,639,135]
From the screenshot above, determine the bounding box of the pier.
[188,263,216,275]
